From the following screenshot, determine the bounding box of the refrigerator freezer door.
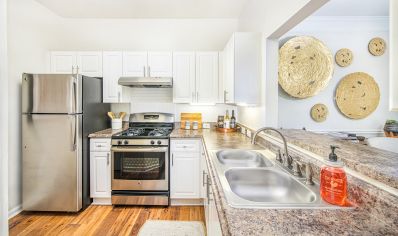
[22,114,82,212]
[22,73,83,114]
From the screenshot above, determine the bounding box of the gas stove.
[111,113,174,146]
[110,113,174,206]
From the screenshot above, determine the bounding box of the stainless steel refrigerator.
[22,73,110,212]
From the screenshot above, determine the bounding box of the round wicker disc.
[335,72,380,119]
[310,103,329,122]
[335,48,353,67]
[279,36,334,98]
[368,37,386,56]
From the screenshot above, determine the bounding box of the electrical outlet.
[241,127,246,134]
[246,130,252,138]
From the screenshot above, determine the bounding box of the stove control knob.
[123,140,129,145]
[157,140,162,145]
[117,140,122,145]
[150,140,155,145]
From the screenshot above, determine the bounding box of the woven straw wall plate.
[279,36,334,99]
[335,48,353,67]
[368,37,386,56]
[335,72,380,119]
[310,103,328,122]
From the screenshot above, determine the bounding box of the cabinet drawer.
[171,139,200,152]
[90,139,111,152]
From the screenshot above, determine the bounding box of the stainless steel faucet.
[293,159,315,185]
[251,127,293,169]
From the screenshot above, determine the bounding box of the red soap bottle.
[320,145,347,206]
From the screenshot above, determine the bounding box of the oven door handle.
[111,146,169,153]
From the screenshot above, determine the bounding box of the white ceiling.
[34,0,251,18]
[314,0,389,16]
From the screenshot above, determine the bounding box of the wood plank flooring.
[9,205,205,236]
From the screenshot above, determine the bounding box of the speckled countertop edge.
[170,126,398,235]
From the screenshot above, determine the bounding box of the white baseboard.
[92,198,112,205]
[170,198,204,206]
[8,205,22,219]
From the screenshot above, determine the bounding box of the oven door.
[111,146,169,191]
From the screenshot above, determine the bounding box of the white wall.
[236,0,325,129]
[1,0,8,233]
[8,0,60,215]
[390,0,398,111]
[7,0,239,211]
[278,17,398,133]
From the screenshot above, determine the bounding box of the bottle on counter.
[224,110,230,129]
[320,145,347,206]
[217,116,224,128]
[230,110,236,129]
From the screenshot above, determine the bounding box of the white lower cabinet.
[90,138,112,205]
[170,152,200,198]
[171,139,222,235]
[170,139,201,199]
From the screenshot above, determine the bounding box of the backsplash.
[110,87,237,122]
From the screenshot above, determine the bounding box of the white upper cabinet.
[50,51,102,77]
[50,51,77,74]
[223,37,235,103]
[195,52,219,103]
[222,32,262,105]
[76,51,103,77]
[173,52,195,103]
[148,52,173,77]
[103,51,123,103]
[122,52,147,77]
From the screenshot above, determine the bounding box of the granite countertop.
[171,126,398,235]
[88,123,128,138]
[261,129,398,189]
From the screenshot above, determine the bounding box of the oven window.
[114,152,166,180]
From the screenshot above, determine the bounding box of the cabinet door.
[173,52,195,103]
[148,52,173,77]
[76,51,103,77]
[223,36,235,103]
[170,152,200,199]
[103,51,123,103]
[196,52,219,103]
[209,191,223,236]
[200,148,207,198]
[90,152,111,198]
[122,52,147,77]
[50,51,76,74]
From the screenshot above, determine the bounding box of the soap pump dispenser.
[320,145,347,206]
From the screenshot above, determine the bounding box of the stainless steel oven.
[110,112,174,206]
[111,146,169,191]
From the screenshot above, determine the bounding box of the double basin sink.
[211,149,345,209]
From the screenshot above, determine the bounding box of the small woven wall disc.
[335,48,353,67]
[368,37,386,56]
[310,104,329,122]
[279,36,334,98]
[335,72,380,119]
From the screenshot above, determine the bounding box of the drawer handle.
[96,144,103,147]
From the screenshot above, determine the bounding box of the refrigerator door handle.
[72,77,78,113]
[71,116,77,151]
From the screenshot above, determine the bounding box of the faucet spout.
[251,127,293,169]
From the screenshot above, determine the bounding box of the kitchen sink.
[209,149,349,209]
[225,168,316,203]
[216,150,273,167]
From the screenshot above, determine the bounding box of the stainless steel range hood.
[118,77,173,88]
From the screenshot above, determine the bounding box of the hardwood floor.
[9,205,205,236]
